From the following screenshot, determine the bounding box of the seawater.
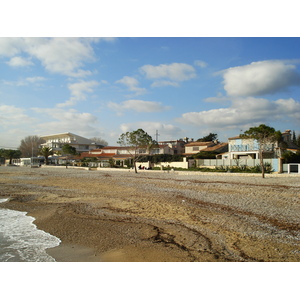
[0,199,61,262]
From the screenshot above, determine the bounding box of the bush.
[214,163,273,173]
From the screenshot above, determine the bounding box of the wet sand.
[0,166,299,262]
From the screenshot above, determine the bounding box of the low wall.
[95,167,299,177]
[136,158,193,170]
[35,165,300,176]
[41,165,90,170]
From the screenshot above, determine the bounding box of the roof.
[201,143,228,152]
[183,143,229,156]
[185,141,214,147]
[76,152,115,160]
[228,136,241,140]
[40,132,98,145]
[101,146,119,150]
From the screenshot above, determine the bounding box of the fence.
[195,158,280,172]
[285,163,300,174]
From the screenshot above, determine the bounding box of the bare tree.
[19,135,45,158]
[117,129,157,173]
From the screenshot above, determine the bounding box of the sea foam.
[0,200,61,262]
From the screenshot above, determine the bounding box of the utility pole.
[31,141,33,166]
[155,130,160,142]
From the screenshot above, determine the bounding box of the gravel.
[1,166,299,262]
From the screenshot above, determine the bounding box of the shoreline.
[1,166,299,262]
[46,242,103,262]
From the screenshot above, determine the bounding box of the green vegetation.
[193,151,216,159]
[197,133,218,142]
[0,148,22,165]
[138,154,184,163]
[215,162,274,173]
[62,144,77,156]
[282,150,300,163]
[39,147,53,165]
[150,163,274,173]
[80,157,98,167]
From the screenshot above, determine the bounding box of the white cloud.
[120,122,183,140]
[25,38,95,77]
[221,60,300,97]
[31,107,102,137]
[0,37,25,56]
[0,37,116,77]
[57,80,99,107]
[151,80,180,88]
[0,104,35,127]
[140,62,196,82]
[2,76,46,86]
[108,99,170,115]
[178,97,300,130]
[7,56,33,67]
[115,76,147,95]
[194,60,208,68]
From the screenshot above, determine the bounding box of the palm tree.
[39,147,54,165]
[0,149,22,165]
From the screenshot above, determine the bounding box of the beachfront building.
[227,135,282,159]
[183,141,215,156]
[40,132,103,154]
[226,129,299,159]
[201,142,229,157]
[281,130,300,153]
[157,140,186,155]
[79,144,176,167]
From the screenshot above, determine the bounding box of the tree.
[282,150,300,163]
[292,130,297,144]
[61,144,77,168]
[297,134,300,148]
[240,124,281,178]
[62,144,77,156]
[19,135,45,158]
[90,137,108,147]
[197,133,218,142]
[0,149,22,165]
[39,147,54,165]
[117,128,158,173]
[193,151,217,159]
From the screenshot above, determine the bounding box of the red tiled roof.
[228,136,241,140]
[185,141,214,147]
[201,143,228,152]
[79,152,115,158]
[101,146,119,150]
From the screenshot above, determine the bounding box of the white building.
[40,132,102,154]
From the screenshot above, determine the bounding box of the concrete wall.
[137,157,194,169]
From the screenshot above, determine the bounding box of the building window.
[193,146,199,151]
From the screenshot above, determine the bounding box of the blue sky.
[1,37,300,148]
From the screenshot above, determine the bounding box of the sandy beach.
[0,166,299,262]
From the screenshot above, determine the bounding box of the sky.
[1,37,300,148]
